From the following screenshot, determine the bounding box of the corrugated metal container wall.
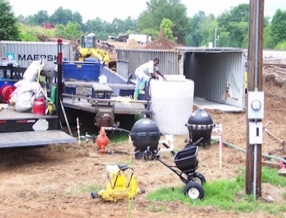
[184,51,245,108]
[0,41,73,71]
[115,47,245,109]
[116,49,179,79]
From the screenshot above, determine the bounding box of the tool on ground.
[91,164,144,202]
[263,122,285,147]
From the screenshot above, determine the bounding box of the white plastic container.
[99,74,107,84]
[150,75,194,135]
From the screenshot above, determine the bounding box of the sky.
[7,0,285,23]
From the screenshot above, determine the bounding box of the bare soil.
[0,59,286,217]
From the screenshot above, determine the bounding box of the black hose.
[104,127,131,134]
[162,143,176,156]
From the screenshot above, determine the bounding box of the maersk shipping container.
[116,47,246,112]
[0,41,73,71]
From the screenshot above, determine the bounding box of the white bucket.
[99,74,107,84]
[150,75,194,135]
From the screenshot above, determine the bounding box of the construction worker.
[133,58,165,100]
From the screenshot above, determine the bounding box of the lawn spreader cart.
[153,137,206,200]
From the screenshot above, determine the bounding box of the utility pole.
[245,0,265,199]
[214,28,219,47]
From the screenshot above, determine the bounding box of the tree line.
[1,0,286,49]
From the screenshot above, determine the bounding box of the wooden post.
[245,0,264,197]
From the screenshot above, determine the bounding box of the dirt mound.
[145,35,178,50]
[263,60,286,90]
[108,40,146,49]
[107,34,179,50]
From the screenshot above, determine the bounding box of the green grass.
[69,183,100,196]
[66,164,286,216]
[19,22,56,41]
[261,167,286,186]
[146,167,286,215]
[108,131,129,143]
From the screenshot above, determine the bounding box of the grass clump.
[147,167,286,215]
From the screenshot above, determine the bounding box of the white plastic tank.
[150,75,194,135]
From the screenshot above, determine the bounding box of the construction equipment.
[74,33,111,66]
[91,164,144,202]
[104,121,206,200]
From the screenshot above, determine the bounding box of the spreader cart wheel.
[191,173,206,185]
[184,181,204,200]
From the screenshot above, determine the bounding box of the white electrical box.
[247,91,264,119]
[249,122,263,144]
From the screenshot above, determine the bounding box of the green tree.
[186,11,207,46]
[271,9,286,45]
[217,3,249,47]
[72,12,83,26]
[263,17,275,49]
[137,0,189,43]
[160,18,177,42]
[0,0,20,40]
[216,31,230,47]
[65,22,83,40]
[50,7,82,26]
[108,17,136,36]
[83,17,137,40]
[199,15,218,47]
[54,24,65,38]
[84,18,109,40]
[274,41,286,49]
[55,22,82,40]
[25,10,50,25]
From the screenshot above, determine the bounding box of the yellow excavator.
[75,33,111,66]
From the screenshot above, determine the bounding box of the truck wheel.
[184,182,204,200]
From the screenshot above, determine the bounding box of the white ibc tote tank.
[150,75,194,135]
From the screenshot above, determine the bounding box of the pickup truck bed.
[0,104,76,148]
